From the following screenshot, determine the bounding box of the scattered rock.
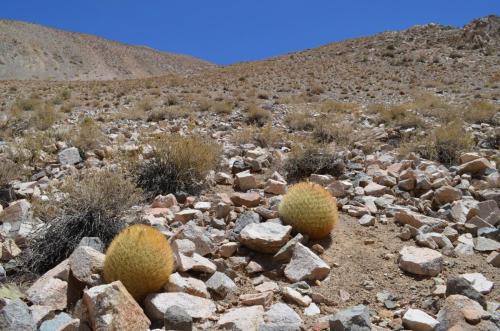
[239,222,292,254]
[284,243,331,282]
[217,305,264,331]
[398,246,443,277]
[145,292,216,321]
[402,308,439,331]
[329,304,371,331]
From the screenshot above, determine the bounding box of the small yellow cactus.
[103,224,174,301]
[278,182,338,239]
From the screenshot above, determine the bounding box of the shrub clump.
[284,144,345,182]
[412,121,474,165]
[136,134,222,197]
[22,170,141,274]
[245,104,272,126]
[72,117,104,151]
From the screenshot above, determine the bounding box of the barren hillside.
[0,20,213,81]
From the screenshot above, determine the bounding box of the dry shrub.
[404,121,473,165]
[245,103,272,126]
[164,94,179,106]
[73,117,103,151]
[136,134,222,197]
[370,103,425,128]
[136,97,154,113]
[464,100,498,124]
[33,104,58,131]
[285,111,315,131]
[254,124,284,148]
[22,170,141,274]
[14,97,41,111]
[284,143,345,182]
[312,119,354,147]
[0,158,21,189]
[196,98,212,112]
[212,101,233,114]
[320,100,359,114]
[147,106,191,122]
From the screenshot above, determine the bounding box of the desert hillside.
[0,15,499,331]
[0,20,213,81]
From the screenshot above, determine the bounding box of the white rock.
[403,308,439,331]
[398,246,443,277]
[239,222,292,254]
[144,292,216,321]
[58,147,82,165]
[217,306,264,331]
[460,273,494,294]
[284,243,330,282]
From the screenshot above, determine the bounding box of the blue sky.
[2,1,499,65]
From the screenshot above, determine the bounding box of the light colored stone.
[434,186,462,205]
[174,209,202,223]
[58,147,82,165]
[69,245,105,286]
[264,179,286,195]
[151,194,177,208]
[284,243,330,282]
[235,171,258,191]
[165,272,210,298]
[230,192,261,207]
[282,287,312,307]
[217,305,264,331]
[486,251,500,267]
[364,182,391,197]
[27,277,67,311]
[263,302,302,330]
[239,291,273,306]
[457,157,492,175]
[239,222,291,254]
[403,308,439,331]
[358,214,375,226]
[398,246,443,277]
[39,312,79,331]
[394,209,447,231]
[83,281,150,331]
[206,271,237,298]
[144,292,216,321]
[460,273,494,294]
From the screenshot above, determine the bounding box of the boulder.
[398,246,443,277]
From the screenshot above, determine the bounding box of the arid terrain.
[0,15,499,331]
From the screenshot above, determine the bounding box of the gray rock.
[436,294,496,331]
[205,271,237,298]
[77,237,104,252]
[164,305,193,331]
[473,237,500,252]
[230,211,260,240]
[179,221,215,256]
[329,304,371,331]
[398,246,443,277]
[261,303,303,331]
[358,214,375,226]
[58,147,82,165]
[284,243,330,282]
[446,277,486,308]
[273,233,304,263]
[239,222,292,254]
[39,312,79,331]
[145,292,216,321]
[217,305,264,331]
[0,299,36,331]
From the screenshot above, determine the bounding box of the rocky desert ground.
[0,15,499,331]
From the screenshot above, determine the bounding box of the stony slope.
[0,20,213,81]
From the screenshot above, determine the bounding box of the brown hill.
[0,20,213,81]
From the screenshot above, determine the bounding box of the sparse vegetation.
[136,134,222,197]
[73,117,104,151]
[245,103,272,126]
[22,170,142,274]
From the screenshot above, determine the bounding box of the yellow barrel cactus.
[103,224,174,301]
[278,182,338,239]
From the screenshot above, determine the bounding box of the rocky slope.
[0,15,499,331]
[0,20,213,81]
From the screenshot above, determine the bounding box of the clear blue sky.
[2,1,499,65]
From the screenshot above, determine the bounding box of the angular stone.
[165,272,209,298]
[446,277,486,309]
[27,277,68,311]
[0,298,36,331]
[262,303,302,330]
[58,147,82,165]
[144,292,216,321]
[437,295,494,331]
[239,222,291,254]
[264,179,286,195]
[235,171,258,191]
[284,243,330,282]
[217,306,264,331]
[151,194,177,208]
[329,305,371,331]
[175,252,216,274]
[434,186,462,205]
[230,192,261,207]
[403,308,439,331]
[178,221,215,256]
[206,271,237,298]
[164,305,192,331]
[174,209,202,223]
[83,281,150,331]
[69,245,105,286]
[486,251,500,267]
[273,233,304,264]
[394,209,447,231]
[398,246,443,277]
[282,287,312,307]
[239,291,273,306]
[457,158,492,175]
[460,273,494,294]
[364,182,391,197]
[358,214,375,226]
[473,237,500,252]
[39,312,79,331]
[0,239,21,262]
